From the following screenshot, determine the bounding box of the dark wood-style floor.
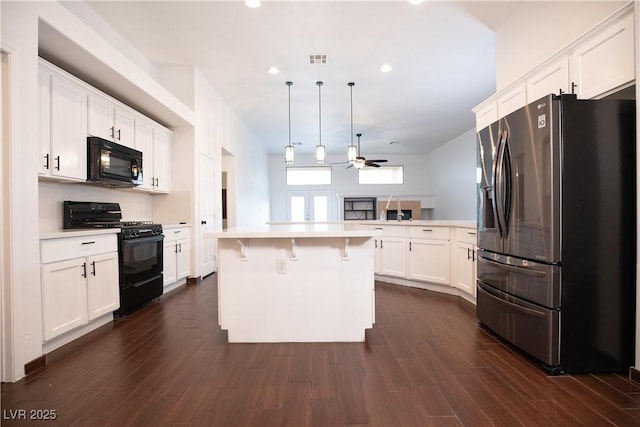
[3,275,640,426]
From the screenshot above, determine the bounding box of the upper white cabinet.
[38,58,173,192]
[39,61,88,182]
[87,94,135,148]
[569,12,634,99]
[497,84,527,118]
[526,56,570,102]
[475,9,635,128]
[135,119,172,194]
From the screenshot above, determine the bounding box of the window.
[286,166,332,186]
[358,166,404,185]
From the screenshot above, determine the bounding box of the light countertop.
[40,228,120,240]
[354,220,476,228]
[207,223,380,239]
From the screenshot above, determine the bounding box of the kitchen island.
[206,223,378,343]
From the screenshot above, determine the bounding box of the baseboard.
[629,367,640,384]
[24,355,46,376]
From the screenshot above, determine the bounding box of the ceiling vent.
[309,54,327,65]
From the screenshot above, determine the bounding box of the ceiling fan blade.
[368,159,388,163]
[346,164,354,169]
[366,162,381,167]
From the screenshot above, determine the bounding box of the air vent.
[309,54,327,65]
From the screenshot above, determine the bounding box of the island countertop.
[207,223,381,239]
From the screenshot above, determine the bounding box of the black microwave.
[87,137,143,187]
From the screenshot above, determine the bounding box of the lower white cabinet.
[407,226,451,285]
[163,226,191,289]
[379,236,407,277]
[40,233,119,341]
[454,228,478,297]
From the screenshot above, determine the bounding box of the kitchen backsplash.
[39,181,153,232]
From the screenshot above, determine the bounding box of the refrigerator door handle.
[502,129,513,232]
[478,255,547,278]
[494,131,508,237]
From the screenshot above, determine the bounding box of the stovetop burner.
[63,201,163,238]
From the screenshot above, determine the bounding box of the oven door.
[119,235,164,286]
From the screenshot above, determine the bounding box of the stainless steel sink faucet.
[385,195,403,221]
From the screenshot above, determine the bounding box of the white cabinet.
[375,226,407,278]
[135,118,172,193]
[454,228,478,297]
[497,84,527,118]
[475,100,498,130]
[407,227,450,285]
[87,94,135,147]
[39,61,88,181]
[526,56,570,101]
[40,234,119,341]
[163,226,190,290]
[569,12,634,99]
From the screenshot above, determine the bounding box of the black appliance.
[476,93,636,374]
[87,137,143,187]
[63,201,164,316]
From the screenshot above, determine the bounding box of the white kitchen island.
[207,223,377,343]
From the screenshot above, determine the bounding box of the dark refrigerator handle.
[494,131,508,237]
[491,134,503,237]
[501,129,513,233]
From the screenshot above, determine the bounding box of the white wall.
[425,129,476,220]
[495,1,626,90]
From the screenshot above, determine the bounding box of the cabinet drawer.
[408,226,449,240]
[372,225,406,238]
[456,228,478,245]
[41,234,117,264]
[164,227,190,242]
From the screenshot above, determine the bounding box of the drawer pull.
[422,229,433,232]
[81,241,96,245]
[467,231,477,235]
[374,227,383,230]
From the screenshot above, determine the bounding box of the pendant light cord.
[286,81,292,146]
[317,81,323,147]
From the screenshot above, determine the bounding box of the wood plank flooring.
[3,275,640,426]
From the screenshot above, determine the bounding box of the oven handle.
[120,234,164,245]
[478,283,546,318]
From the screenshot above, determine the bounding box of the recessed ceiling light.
[409,0,424,4]
[268,67,280,75]
[381,63,392,73]
[245,0,260,8]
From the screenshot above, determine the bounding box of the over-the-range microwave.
[87,136,143,187]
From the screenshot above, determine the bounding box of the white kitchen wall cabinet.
[163,226,191,292]
[40,233,119,342]
[152,126,172,193]
[569,12,634,100]
[87,94,135,148]
[497,84,527,118]
[474,100,498,130]
[407,226,451,285]
[526,56,570,102]
[134,118,154,191]
[454,228,478,297]
[39,61,88,182]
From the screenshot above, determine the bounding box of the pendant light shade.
[347,82,358,164]
[284,81,294,165]
[316,81,326,164]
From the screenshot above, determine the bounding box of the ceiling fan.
[347,133,388,169]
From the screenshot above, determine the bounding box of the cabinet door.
[176,238,190,280]
[87,94,115,141]
[87,252,120,320]
[475,100,498,130]
[39,70,52,175]
[373,238,381,275]
[41,259,88,341]
[497,85,527,118]
[379,237,407,278]
[153,127,171,193]
[114,108,135,148]
[455,242,476,295]
[526,56,570,102]
[134,118,154,191]
[569,12,634,99]
[50,75,87,181]
[163,240,177,286]
[408,238,450,285]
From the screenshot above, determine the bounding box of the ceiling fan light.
[354,160,365,169]
[245,0,261,8]
[316,144,326,164]
[347,144,358,163]
[285,145,294,164]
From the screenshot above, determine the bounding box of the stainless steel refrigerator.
[476,93,636,374]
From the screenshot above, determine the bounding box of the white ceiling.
[82,1,520,156]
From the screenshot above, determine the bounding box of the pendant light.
[315,81,326,164]
[284,81,294,164]
[346,82,358,164]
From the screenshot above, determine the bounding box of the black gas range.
[63,201,164,316]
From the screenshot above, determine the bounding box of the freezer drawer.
[477,250,560,309]
[477,282,559,367]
